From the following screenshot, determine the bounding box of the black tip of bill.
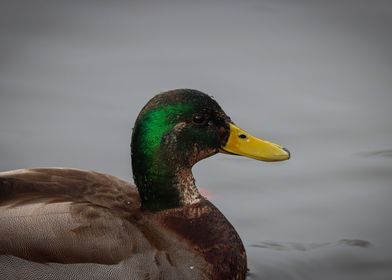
[282,147,291,159]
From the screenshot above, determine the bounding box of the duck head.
[131,89,289,211]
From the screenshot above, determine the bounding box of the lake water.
[1,0,391,279]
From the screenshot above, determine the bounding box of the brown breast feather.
[156,199,247,280]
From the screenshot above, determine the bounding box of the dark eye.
[192,114,207,125]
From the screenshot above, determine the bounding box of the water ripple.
[251,239,372,251]
[357,149,392,158]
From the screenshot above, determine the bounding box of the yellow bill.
[220,123,290,162]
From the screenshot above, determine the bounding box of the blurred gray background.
[1,0,392,279]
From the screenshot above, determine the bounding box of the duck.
[0,89,290,280]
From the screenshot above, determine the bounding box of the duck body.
[0,89,289,279]
[0,168,246,280]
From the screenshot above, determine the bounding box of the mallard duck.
[0,89,289,280]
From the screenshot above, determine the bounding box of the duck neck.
[131,103,202,211]
[132,153,200,212]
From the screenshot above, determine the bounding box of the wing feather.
[0,168,147,264]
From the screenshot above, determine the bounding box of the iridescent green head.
[131,89,290,211]
[131,89,230,211]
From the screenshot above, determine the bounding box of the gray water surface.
[1,0,392,279]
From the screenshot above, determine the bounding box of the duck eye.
[192,114,206,125]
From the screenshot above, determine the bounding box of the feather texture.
[0,168,246,279]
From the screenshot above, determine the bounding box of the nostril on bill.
[238,134,247,139]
